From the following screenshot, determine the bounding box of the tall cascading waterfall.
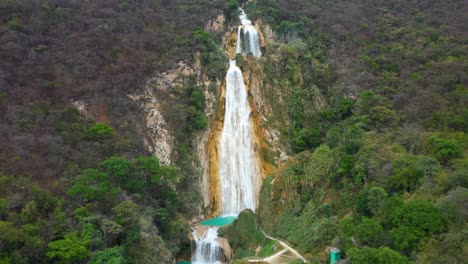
[192,8,262,264]
[219,60,260,215]
[236,9,261,57]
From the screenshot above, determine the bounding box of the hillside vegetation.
[241,0,467,263]
[0,0,236,263]
[0,0,466,263]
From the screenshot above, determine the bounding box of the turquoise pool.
[200,216,237,227]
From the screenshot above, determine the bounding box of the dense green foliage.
[250,0,466,263]
[0,152,190,263]
[219,210,276,259]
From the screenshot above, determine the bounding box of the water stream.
[192,8,261,263]
[219,60,260,216]
[236,9,261,57]
[191,227,222,264]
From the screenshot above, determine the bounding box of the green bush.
[368,106,398,131]
[223,0,239,21]
[47,232,91,263]
[84,123,114,141]
[348,246,408,264]
[7,17,23,31]
[354,217,384,247]
[429,135,462,164]
[391,199,445,251]
[90,246,127,264]
[67,169,120,203]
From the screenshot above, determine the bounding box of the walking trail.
[246,230,308,263]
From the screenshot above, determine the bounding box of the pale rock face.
[128,62,195,165]
[196,130,212,210]
[206,12,225,33]
[257,20,276,47]
[128,92,173,165]
[73,100,88,115]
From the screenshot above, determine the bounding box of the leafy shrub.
[67,169,120,203]
[429,135,462,164]
[348,246,408,264]
[354,217,384,247]
[391,199,445,251]
[47,232,91,263]
[368,106,399,131]
[84,123,114,141]
[90,246,127,264]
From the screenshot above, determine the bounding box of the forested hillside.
[0,0,233,263]
[239,0,467,263]
[0,0,466,263]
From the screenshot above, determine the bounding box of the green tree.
[101,157,133,188]
[0,221,25,251]
[91,247,127,264]
[394,199,445,233]
[391,199,445,251]
[47,232,91,263]
[366,187,388,217]
[135,156,161,184]
[375,247,409,264]
[224,0,239,21]
[348,247,408,264]
[20,201,39,224]
[67,169,120,203]
[303,145,335,187]
[84,123,114,141]
[386,156,424,193]
[112,201,139,226]
[368,106,398,131]
[429,136,461,164]
[354,217,384,247]
[333,98,354,121]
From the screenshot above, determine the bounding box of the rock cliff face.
[128,63,195,165]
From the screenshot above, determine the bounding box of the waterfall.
[219,60,260,215]
[236,9,261,57]
[191,8,262,264]
[192,227,222,264]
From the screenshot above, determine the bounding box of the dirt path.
[246,230,308,263]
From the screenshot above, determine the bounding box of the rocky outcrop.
[128,62,195,165]
[206,12,226,34]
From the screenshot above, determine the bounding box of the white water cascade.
[236,9,261,57]
[219,60,260,215]
[192,8,262,264]
[192,227,222,264]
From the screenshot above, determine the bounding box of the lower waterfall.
[191,227,222,264]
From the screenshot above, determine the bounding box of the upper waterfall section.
[236,9,261,57]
